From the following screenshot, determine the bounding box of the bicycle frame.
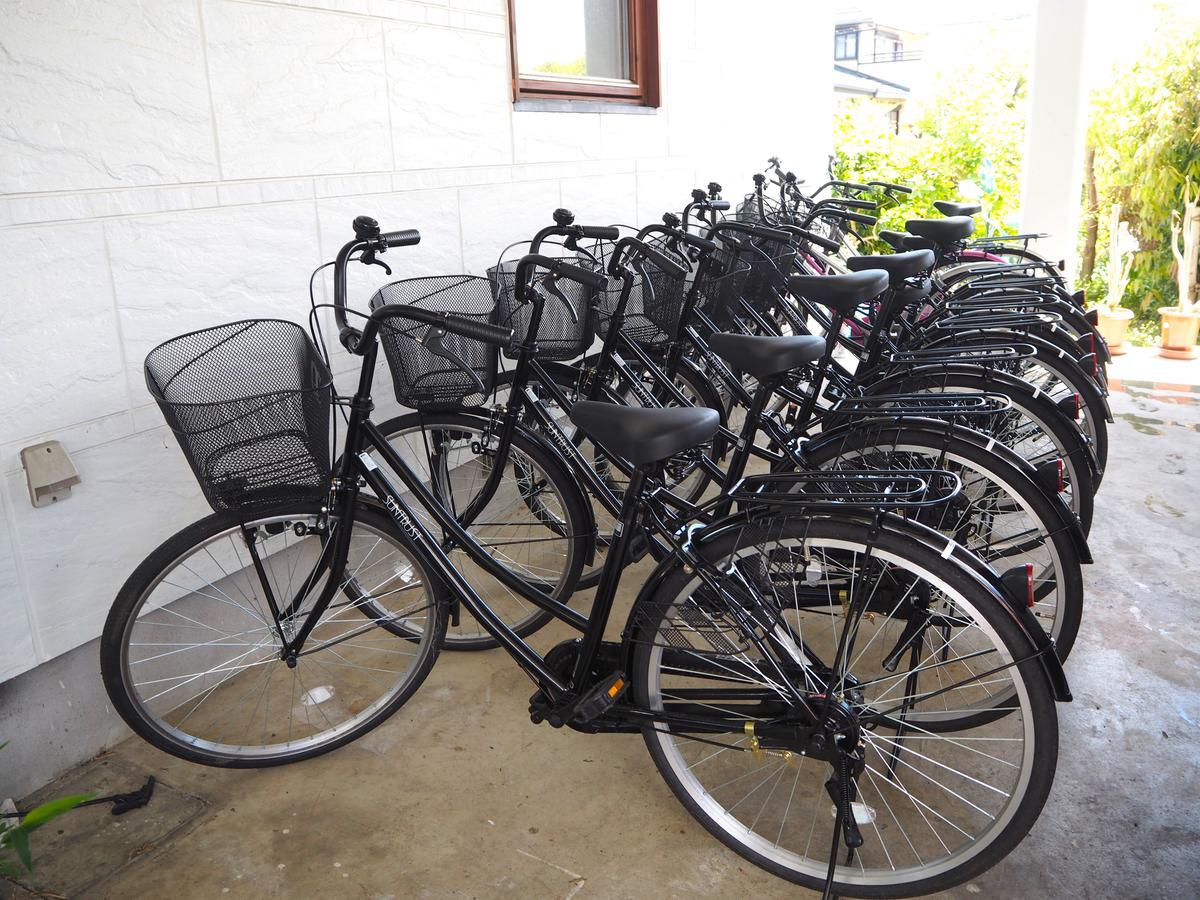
[285,335,851,732]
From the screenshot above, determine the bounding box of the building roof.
[833,64,910,99]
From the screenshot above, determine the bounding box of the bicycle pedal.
[568,671,628,725]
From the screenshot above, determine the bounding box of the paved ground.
[5,350,1200,899]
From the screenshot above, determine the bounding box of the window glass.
[514,0,631,83]
[834,29,858,61]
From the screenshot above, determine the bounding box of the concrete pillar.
[1019,0,1090,272]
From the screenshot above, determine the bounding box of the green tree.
[1081,8,1200,325]
[832,53,1030,240]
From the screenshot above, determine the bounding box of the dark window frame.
[834,27,858,61]
[506,0,660,106]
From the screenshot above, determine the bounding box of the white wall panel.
[203,0,393,179]
[0,224,130,443]
[0,511,37,682]
[385,22,513,169]
[0,0,217,193]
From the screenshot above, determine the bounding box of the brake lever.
[539,275,580,323]
[418,325,486,395]
[359,247,393,276]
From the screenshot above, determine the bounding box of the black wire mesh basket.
[487,252,600,361]
[736,234,797,308]
[144,319,333,514]
[693,248,752,323]
[370,276,499,410]
[593,238,690,346]
[736,193,783,224]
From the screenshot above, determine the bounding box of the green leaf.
[7,828,32,871]
[17,793,91,832]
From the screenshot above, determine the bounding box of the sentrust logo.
[357,452,422,542]
[384,494,422,542]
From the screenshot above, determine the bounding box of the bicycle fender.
[882,514,1072,703]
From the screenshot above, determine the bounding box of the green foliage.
[1083,8,1200,324]
[533,57,586,76]
[0,744,90,877]
[832,52,1030,240]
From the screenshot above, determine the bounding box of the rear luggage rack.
[828,392,1013,418]
[889,343,1037,364]
[727,469,962,510]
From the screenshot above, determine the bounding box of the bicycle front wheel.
[101,501,446,767]
[368,411,590,650]
[631,516,1058,898]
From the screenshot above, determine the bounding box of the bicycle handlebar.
[869,181,913,195]
[814,209,878,228]
[364,304,514,353]
[333,218,605,355]
[773,224,841,254]
[517,253,608,292]
[711,220,793,244]
[638,223,718,254]
[608,237,688,279]
[530,216,620,253]
[814,198,877,212]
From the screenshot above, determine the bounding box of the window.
[507,0,660,106]
[887,105,901,135]
[875,31,903,61]
[834,28,858,61]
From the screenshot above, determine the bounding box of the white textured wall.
[0,0,831,682]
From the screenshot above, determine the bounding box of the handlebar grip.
[713,221,794,244]
[638,244,688,279]
[826,198,877,211]
[789,227,840,254]
[382,229,421,248]
[746,224,793,243]
[825,211,878,227]
[676,232,717,253]
[709,200,731,211]
[551,260,608,290]
[578,225,620,241]
[870,181,913,194]
[839,181,870,192]
[379,305,514,347]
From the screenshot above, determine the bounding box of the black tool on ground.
[1,776,156,819]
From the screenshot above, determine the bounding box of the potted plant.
[1095,205,1137,355]
[1159,179,1200,359]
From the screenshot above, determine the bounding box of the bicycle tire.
[101,501,447,767]
[631,515,1059,898]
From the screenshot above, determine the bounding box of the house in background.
[833,12,924,132]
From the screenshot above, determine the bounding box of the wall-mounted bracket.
[20,441,81,508]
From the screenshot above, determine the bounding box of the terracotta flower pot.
[1158,306,1200,360]
[1096,307,1134,356]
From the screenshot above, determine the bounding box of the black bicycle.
[102,218,1069,899]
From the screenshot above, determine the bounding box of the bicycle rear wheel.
[631,516,1058,897]
[101,501,446,767]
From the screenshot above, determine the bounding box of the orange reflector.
[1025,563,1035,609]
[1057,457,1065,493]
[608,679,625,698]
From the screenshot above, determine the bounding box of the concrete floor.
[5,354,1200,899]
